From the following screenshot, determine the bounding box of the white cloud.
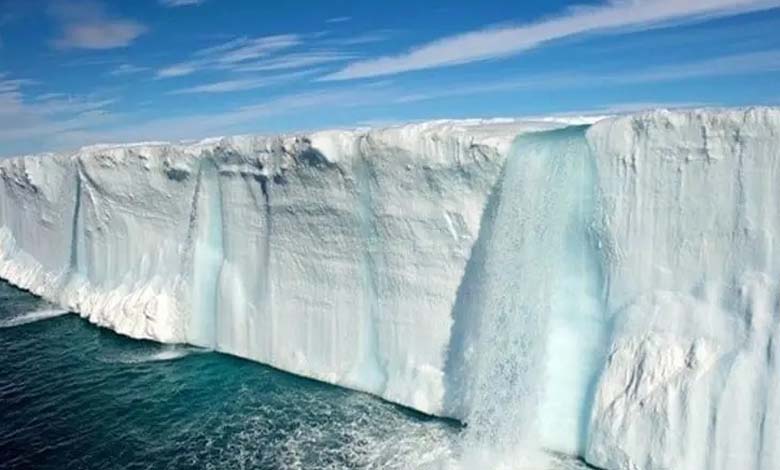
[392,50,780,104]
[53,22,147,49]
[0,74,119,156]
[326,16,351,23]
[194,37,250,57]
[155,31,391,79]
[49,0,147,50]
[156,35,302,78]
[169,69,319,94]
[1,85,392,154]
[28,78,400,151]
[157,63,199,78]
[109,64,149,76]
[170,78,268,94]
[325,0,780,80]
[160,0,205,6]
[34,93,69,101]
[321,30,395,47]
[0,75,37,94]
[112,86,389,140]
[64,56,125,67]
[215,35,301,64]
[616,49,780,81]
[233,51,357,72]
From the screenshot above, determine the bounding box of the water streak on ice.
[187,159,224,348]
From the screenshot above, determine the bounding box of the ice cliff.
[1,108,778,470]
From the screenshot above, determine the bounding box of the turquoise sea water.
[0,280,459,469]
[0,280,595,469]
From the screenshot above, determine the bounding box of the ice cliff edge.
[1,108,779,470]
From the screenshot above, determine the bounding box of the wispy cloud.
[392,49,780,104]
[233,51,358,72]
[326,16,352,24]
[65,56,125,68]
[156,63,199,78]
[325,0,780,80]
[321,30,395,47]
[34,93,69,102]
[109,64,149,76]
[157,34,301,78]
[0,74,119,155]
[0,75,37,94]
[49,0,147,50]
[214,35,301,64]
[616,49,780,82]
[169,69,319,94]
[156,30,392,78]
[4,46,769,156]
[159,0,205,6]
[0,88,116,121]
[26,84,394,151]
[52,22,147,50]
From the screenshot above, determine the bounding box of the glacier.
[0,108,779,469]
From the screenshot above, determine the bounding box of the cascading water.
[187,160,224,348]
[459,126,607,468]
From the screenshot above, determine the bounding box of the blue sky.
[0,0,779,156]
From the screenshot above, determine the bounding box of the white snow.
[1,109,779,470]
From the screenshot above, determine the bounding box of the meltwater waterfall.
[459,126,608,467]
[187,160,224,348]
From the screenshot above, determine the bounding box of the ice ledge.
[2,117,597,164]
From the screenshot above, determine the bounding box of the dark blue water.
[0,280,458,469]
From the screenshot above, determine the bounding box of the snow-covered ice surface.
[1,108,779,469]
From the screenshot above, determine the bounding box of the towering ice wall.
[1,108,779,470]
[585,108,780,470]
[0,119,570,415]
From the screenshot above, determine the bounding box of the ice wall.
[585,108,780,470]
[1,109,779,470]
[0,119,569,416]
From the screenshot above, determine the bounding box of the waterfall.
[459,126,606,467]
[187,159,225,348]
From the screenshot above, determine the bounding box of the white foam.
[101,346,203,364]
[0,308,70,328]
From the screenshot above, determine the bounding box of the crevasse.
[1,109,779,470]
